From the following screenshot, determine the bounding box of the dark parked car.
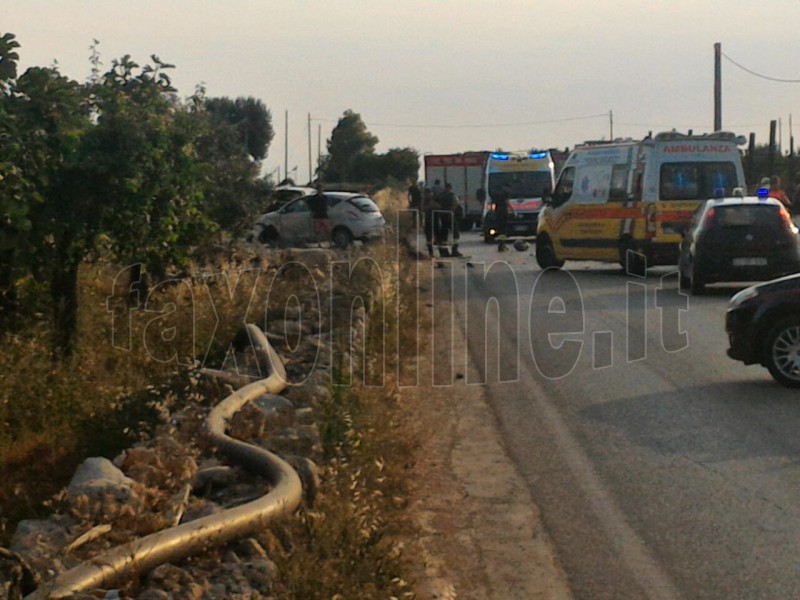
[679,195,800,294]
[726,273,800,387]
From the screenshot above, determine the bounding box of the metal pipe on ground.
[26,324,303,599]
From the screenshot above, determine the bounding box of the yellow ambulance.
[535,131,746,273]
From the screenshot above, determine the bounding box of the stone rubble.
[0,249,349,600]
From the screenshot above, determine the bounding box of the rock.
[252,394,295,416]
[264,425,320,456]
[68,457,135,491]
[116,443,198,491]
[146,563,196,593]
[241,558,277,590]
[137,589,171,600]
[9,519,70,557]
[286,381,330,407]
[205,583,229,598]
[192,466,238,491]
[176,582,205,600]
[211,560,275,596]
[67,457,138,505]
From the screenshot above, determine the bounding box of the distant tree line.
[743,142,800,196]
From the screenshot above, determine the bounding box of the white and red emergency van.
[535,131,747,272]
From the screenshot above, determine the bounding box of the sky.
[7,0,800,183]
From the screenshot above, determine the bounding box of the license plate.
[732,257,767,266]
[512,225,528,233]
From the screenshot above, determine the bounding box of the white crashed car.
[250,191,387,249]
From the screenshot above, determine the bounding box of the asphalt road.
[429,231,800,600]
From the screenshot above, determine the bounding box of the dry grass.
[0,188,428,597]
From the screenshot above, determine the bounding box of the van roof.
[577,131,742,148]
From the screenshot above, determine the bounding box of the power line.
[617,121,765,129]
[312,113,608,129]
[721,51,800,83]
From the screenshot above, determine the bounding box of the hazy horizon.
[7,1,800,182]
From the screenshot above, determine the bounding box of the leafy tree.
[82,55,215,285]
[0,33,24,318]
[319,110,419,185]
[322,110,378,182]
[352,147,419,183]
[0,61,92,342]
[0,32,18,86]
[198,95,274,234]
[0,34,278,353]
[1,40,213,354]
[205,96,273,161]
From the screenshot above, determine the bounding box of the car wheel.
[258,226,279,245]
[536,235,565,269]
[689,264,705,295]
[332,227,353,249]
[619,239,646,277]
[763,319,800,387]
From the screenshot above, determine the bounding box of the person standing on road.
[435,182,463,257]
[444,183,463,257]
[767,175,792,210]
[493,185,511,249]
[408,180,422,210]
[307,182,331,246]
[476,187,487,212]
[422,186,436,258]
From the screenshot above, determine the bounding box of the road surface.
[428,231,800,599]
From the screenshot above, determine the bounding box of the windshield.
[659,161,739,200]
[488,171,552,199]
[348,196,380,212]
[711,204,783,228]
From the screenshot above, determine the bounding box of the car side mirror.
[542,193,553,206]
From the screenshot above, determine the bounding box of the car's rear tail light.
[703,207,716,230]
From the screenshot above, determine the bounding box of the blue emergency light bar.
[490,153,509,160]
[529,151,548,159]
[757,187,769,199]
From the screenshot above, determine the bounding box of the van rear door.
[549,145,636,261]
[647,137,745,249]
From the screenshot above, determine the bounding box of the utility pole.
[307,113,313,184]
[609,110,614,141]
[317,124,322,172]
[714,43,722,132]
[769,119,777,176]
[284,110,288,184]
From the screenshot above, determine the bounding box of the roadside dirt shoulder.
[401,271,573,600]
